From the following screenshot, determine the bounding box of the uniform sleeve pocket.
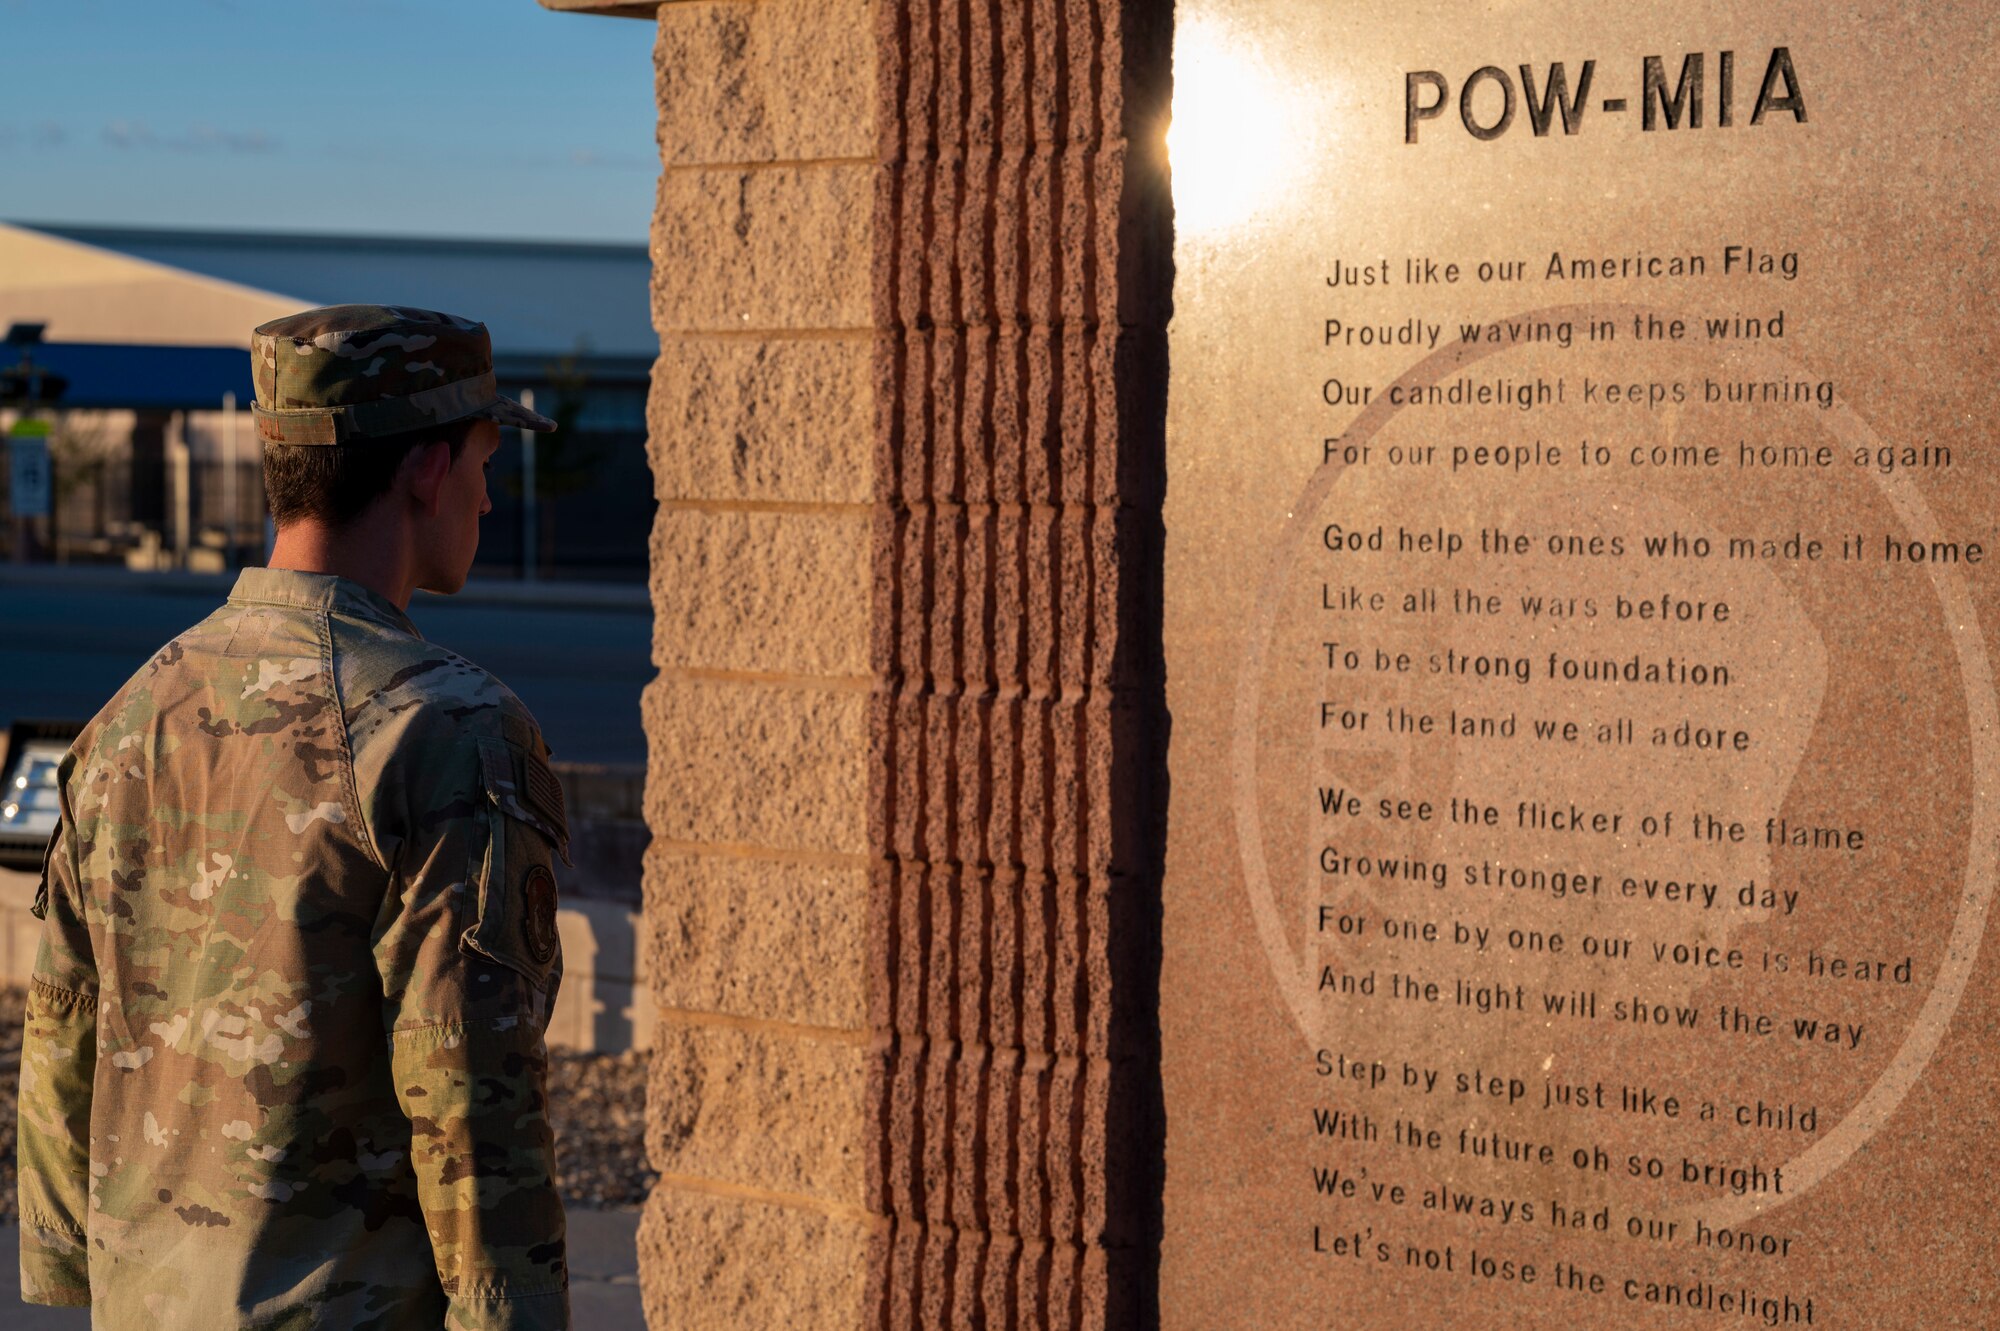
[30,828,58,921]
[459,739,569,1003]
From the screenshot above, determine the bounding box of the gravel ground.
[548,1048,657,1209]
[0,987,653,1225]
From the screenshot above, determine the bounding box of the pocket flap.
[476,739,571,865]
[459,740,568,993]
[30,827,58,922]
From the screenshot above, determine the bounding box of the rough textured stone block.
[649,338,874,504]
[656,0,877,166]
[642,678,867,855]
[638,1187,871,1331]
[651,508,872,676]
[646,852,869,1029]
[646,1021,870,1202]
[653,164,874,332]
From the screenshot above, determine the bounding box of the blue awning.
[10,342,254,412]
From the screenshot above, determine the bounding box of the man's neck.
[268,516,418,610]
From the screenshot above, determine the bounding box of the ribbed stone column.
[539,2,1170,1326]
[867,3,1172,1327]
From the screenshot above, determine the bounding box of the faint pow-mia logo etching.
[1228,304,1999,1228]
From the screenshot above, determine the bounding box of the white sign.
[8,424,51,518]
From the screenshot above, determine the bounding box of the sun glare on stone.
[1169,20,1292,235]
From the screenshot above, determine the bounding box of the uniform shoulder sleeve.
[339,633,564,868]
[19,749,97,1306]
[329,621,570,1321]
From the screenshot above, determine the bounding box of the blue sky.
[0,0,659,242]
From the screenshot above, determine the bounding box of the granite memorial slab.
[1163,2,1998,1325]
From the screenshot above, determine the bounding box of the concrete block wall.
[0,870,42,992]
[548,894,654,1053]
[637,1,882,1326]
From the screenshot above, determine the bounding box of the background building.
[0,219,653,580]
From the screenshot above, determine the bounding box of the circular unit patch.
[522,865,559,966]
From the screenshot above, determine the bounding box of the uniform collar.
[228,567,423,639]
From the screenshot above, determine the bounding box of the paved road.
[0,568,651,766]
[2,1209,645,1328]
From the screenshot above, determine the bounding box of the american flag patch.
[525,756,568,838]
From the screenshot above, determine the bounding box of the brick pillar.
[545,2,1170,1327]
[868,3,1172,1328]
[636,3,882,1327]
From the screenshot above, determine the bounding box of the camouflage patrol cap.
[250,304,557,446]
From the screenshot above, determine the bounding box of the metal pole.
[520,387,537,582]
[8,411,22,565]
[169,411,190,570]
[222,391,238,567]
[17,352,34,564]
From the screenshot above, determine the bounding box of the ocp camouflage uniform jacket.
[17,568,570,1329]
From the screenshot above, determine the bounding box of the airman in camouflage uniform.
[18,306,572,1329]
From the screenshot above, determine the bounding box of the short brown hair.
[262,418,478,528]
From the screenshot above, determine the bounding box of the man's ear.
[404,439,455,518]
